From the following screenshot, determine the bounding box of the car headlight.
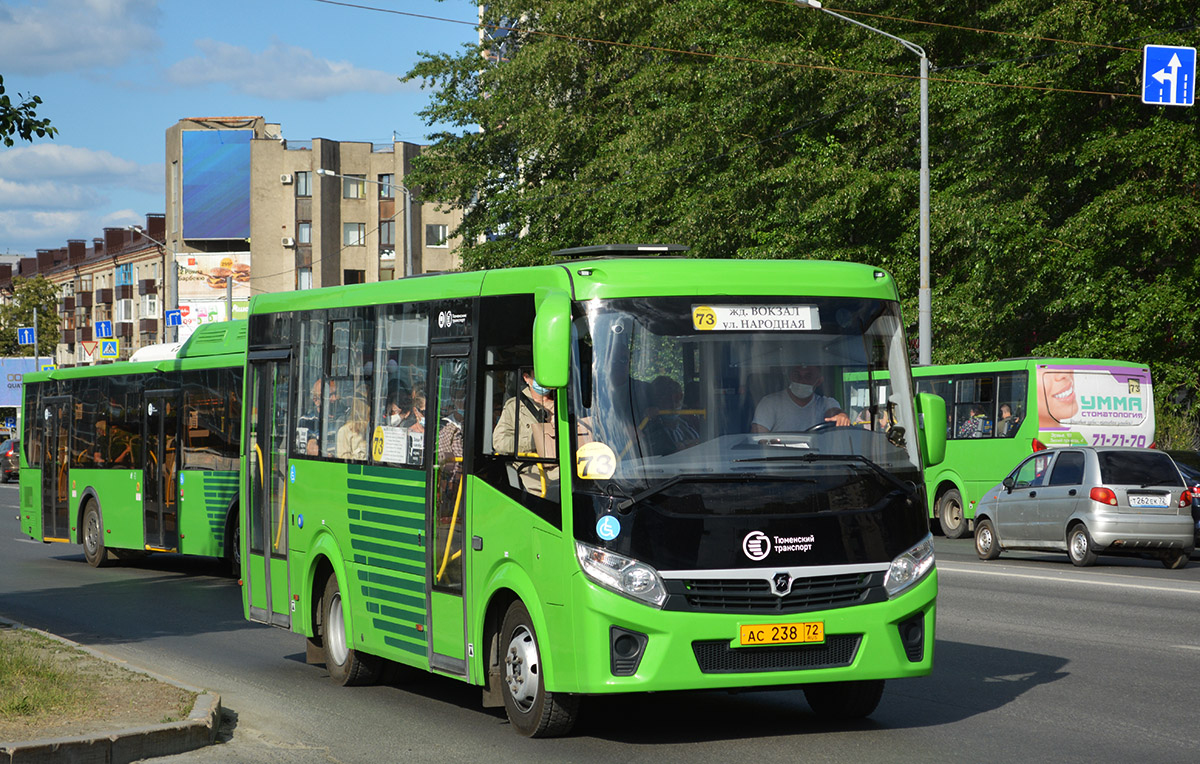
[576,541,667,608]
[884,534,935,597]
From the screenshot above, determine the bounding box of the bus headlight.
[884,534,935,598]
[576,541,667,608]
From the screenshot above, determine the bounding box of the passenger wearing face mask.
[751,365,851,433]
[492,370,557,496]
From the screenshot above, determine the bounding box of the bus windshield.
[569,295,922,510]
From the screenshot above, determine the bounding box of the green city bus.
[895,359,1154,538]
[18,321,246,569]
[241,247,947,736]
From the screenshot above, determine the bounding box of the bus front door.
[245,356,292,628]
[40,396,71,542]
[143,391,180,552]
[428,349,470,675]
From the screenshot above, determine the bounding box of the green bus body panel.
[913,357,1152,521]
[177,470,236,557]
[430,593,465,659]
[18,469,41,539]
[71,468,142,549]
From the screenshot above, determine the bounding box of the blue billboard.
[1,357,38,408]
[181,129,252,239]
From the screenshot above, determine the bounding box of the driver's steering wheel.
[805,420,839,432]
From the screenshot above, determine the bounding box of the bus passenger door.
[40,396,71,542]
[428,348,470,675]
[245,356,292,628]
[143,390,180,552]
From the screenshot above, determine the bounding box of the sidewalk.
[0,618,221,764]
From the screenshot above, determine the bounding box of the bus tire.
[974,518,1001,560]
[500,600,579,737]
[937,489,968,539]
[1067,524,1097,567]
[321,574,382,686]
[803,679,885,719]
[81,501,111,568]
[1160,549,1189,570]
[223,507,241,579]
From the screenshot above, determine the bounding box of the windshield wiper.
[735,452,918,498]
[615,473,815,512]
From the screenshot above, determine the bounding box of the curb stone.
[0,619,221,764]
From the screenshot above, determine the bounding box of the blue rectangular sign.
[1143,45,1196,106]
[95,320,113,339]
[165,309,183,327]
[17,327,35,345]
[1,357,38,407]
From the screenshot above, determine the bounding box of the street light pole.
[128,225,176,343]
[316,168,414,278]
[795,1,932,365]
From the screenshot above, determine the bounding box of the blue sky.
[0,0,479,257]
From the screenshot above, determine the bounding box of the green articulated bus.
[242,246,947,737]
[19,321,246,569]
[902,359,1154,538]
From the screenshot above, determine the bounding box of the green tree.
[0,276,61,360]
[407,1,1200,436]
[0,74,57,147]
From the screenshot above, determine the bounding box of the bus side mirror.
[917,392,946,467]
[533,288,571,389]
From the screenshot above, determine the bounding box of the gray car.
[973,446,1194,569]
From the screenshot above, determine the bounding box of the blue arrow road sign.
[17,327,35,345]
[1143,45,1196,106]
[95,320,113,339]
[165,309,183,327]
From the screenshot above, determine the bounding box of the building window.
[297,267,312,291]
[295,171,311,197]
[426,223,448,248]
[115,265,133,286]
[380,220,395,247]
[378,174,394,199]
[141,292,159,318]
[343,223,366,246]
[342,175,366,199]
[343,269,365,285]
[115,298,134,323]
[379,264,395,281]
[297,222,312,244]
[140,332,156,348]
[77,274,92,292]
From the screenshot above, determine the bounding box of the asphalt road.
[3,480,1199,763]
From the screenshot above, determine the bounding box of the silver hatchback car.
[974,447,1194,569]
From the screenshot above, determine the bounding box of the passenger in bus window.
[997,404,1020,437]
[751,365,851,432]
[336,398,370,460]
[641,376,700,454]
[493,371,557,495]
[957,404,991,438]
[298,378,327,456]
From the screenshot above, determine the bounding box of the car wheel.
[500,600,579,737]
[938,489,968,539]
[803,679,886,719]
[1160,550,1189,570]
[321,574,382,686]
[1067,524,1097,567]
[974,518,1001,560]
[82,501,111,568]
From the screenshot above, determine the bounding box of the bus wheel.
[82,501,111,568]
[974,518,1001,560]
[1067,524,1097,567]
[938,489,968,539]
[223,509,241,578]
[500,601,579,737]
[803,679,885,719]
[1159,550,1189,570]
[320,575,381,686]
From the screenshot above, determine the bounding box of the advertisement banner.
[1,357,38,408]
[176,252,251,302]
[177,300,250,343]
[1036,364,1154,447]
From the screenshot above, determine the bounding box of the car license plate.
[739,621,825,646]
[1128,493,1169,508]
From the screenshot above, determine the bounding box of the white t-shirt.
[752,391,842,432]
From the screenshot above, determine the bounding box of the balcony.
[77,291,93,308]
[139,318,159,334]
[96,288,113,304]
[77,326,92,343]
[115,322,133,339]
[62,330,75,344]
[116,284,133,300]
[60,296,75,313]
[138,279,157,296]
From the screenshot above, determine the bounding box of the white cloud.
[0,0,161,74]
[0,209,94,246]
[0,178,107,211]
[166,39,415,100]
[0,144,141,181]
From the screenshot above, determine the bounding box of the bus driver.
[751,364,851,433]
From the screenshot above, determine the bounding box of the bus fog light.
[885,534,935,597]
[576,541,667,607]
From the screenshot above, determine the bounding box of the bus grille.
[666,572,883,614]
[692,635,861,673]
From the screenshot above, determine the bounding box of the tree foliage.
[406,1,1200,440]
[0,75,57,147]
[0,276,61,360]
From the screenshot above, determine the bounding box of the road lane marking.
[937,562,1200,597]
